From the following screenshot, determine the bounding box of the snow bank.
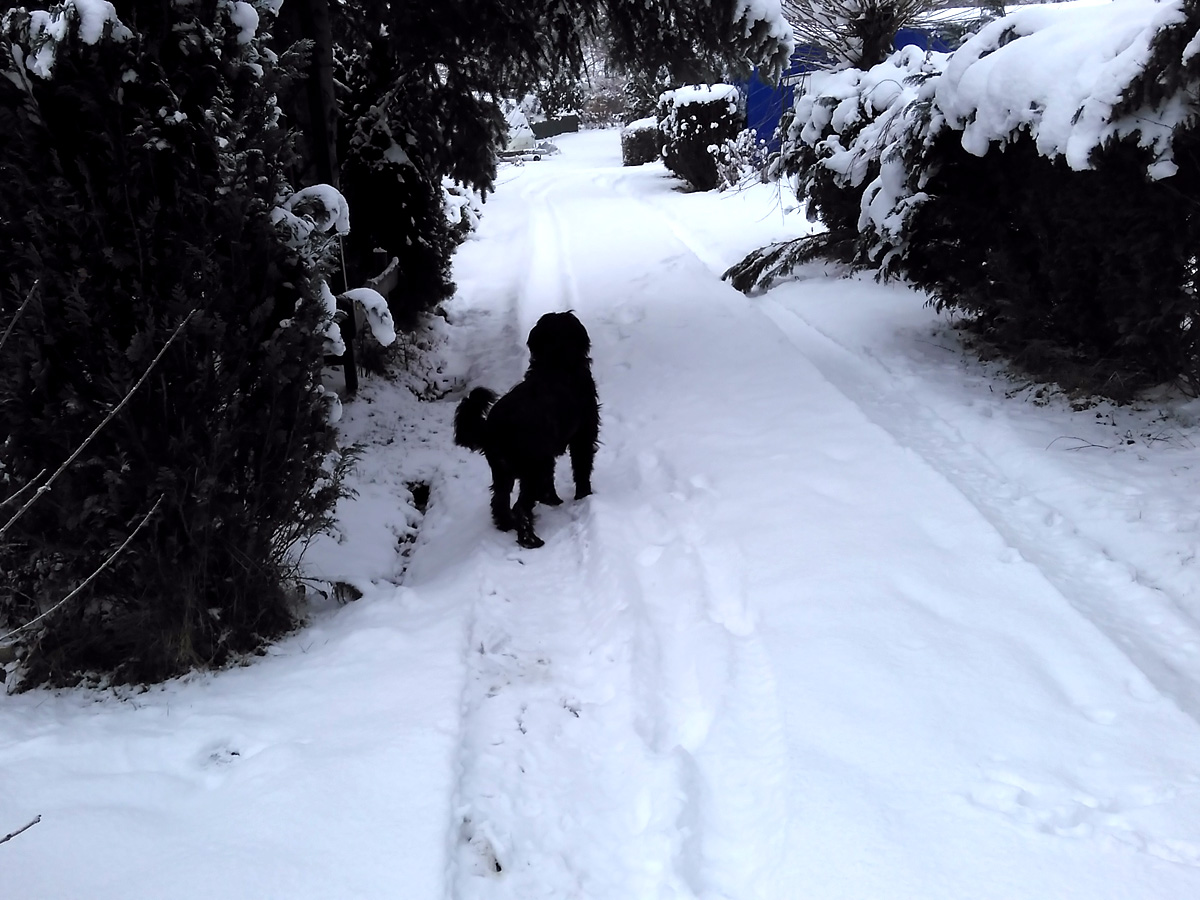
[939,0,1192,177]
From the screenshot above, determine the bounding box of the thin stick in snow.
[0,309,194,541]
[0,815,41,846]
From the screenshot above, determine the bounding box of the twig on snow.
[0,815,41,846]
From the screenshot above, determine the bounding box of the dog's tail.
[454,387,497,452]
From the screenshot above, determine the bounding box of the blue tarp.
[743,29,952,151]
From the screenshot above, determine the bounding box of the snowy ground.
[4,128,1200,898]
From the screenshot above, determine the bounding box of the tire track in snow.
[445,160,795,899]
[756,297,1200,726]
[584,447,795,898]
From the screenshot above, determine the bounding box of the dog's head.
[527,311,591,368]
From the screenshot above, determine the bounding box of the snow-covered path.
[436,131,1200,898]
[4,129,1200,899]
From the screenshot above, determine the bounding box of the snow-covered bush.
[714,128,771,190]
[782,44,946,261]
[0,0,348,686]
[753,0,1200,388]
[892,0,1200,386]
[338,73,500,330]
[501,98,537,151]
[620,117,661,165]
[658,84,746,191]
[443,178,483,243]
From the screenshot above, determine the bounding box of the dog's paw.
[574,486,592,501]
[541,492,564,506]
[517,533,545,549]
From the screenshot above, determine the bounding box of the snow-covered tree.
[783,0,939,69]
[328,0,795,324]
[0,0,348,686]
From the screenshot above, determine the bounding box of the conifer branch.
[0,311,195,541]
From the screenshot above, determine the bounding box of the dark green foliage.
[620,122,661,166]
[621,69,673,124]
[893,131,1200,389]
[538,74,584,117]
[658,89,746,191]
[723,234,837,293]
[326,1,793,322]
[778,94,879,263]
[0,2,345,686]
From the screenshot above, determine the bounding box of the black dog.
[454,311,600,549]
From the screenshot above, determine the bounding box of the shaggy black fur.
[454,311,600,548]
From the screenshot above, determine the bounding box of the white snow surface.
[624,116,660,134]
[5,130,1200,898]
[660,83,742,110]
[939,0,1193,176]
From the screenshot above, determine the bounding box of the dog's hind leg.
[488,459,516,533]
[569,434,597,500]
[512,464,550,549]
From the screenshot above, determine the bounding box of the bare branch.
[0,815,41,846]
[0,495,164,645]
[0,281,39,357]
[0,469,46,510]
[0,310,195,541]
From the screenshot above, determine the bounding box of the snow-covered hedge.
[781,0,1200,386]
[620,116,661,166]
[658,84,746,191]
[0,0,350,686]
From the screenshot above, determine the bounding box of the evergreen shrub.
[620,118,661,166]
[0,0,347,686]
[657,85,745,191]
[337,68,501,330]
[894,132,1200,388]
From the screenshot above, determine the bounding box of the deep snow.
[3,129,1200,899]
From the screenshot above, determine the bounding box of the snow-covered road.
[4,129,1200,899]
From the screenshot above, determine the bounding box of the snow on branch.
[272,184,351,246]
[938,0,1192,178]
[3,0,133,79]
[734,0,797,80]
[342,288,396,348]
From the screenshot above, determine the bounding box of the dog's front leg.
[569,436,596,500]
[539,462,563,506]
